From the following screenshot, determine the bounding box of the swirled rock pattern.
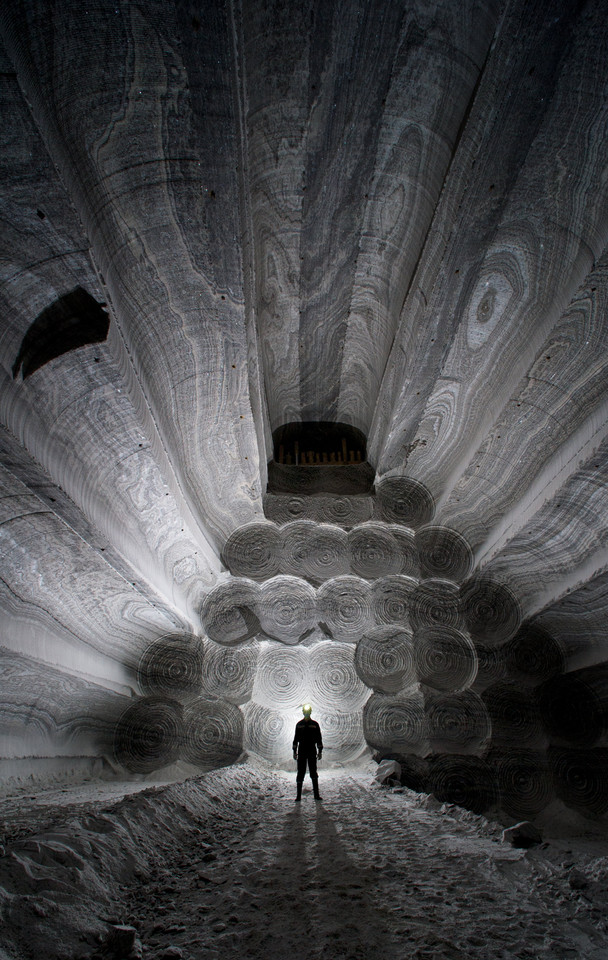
[137,634,205,702]
[549,747,608,817]
[471,645,507,691]
[1,1,608,825]
[258,576,317,644]
[263,495,312,526]
[314,708,367,764]
[182,698,244,769]
[409,580,463,631]
[281,521,349,584]
[308,642,369,712]
[425,691,491,755]
[375,477,435,527]
[460,578,522,646]
[113,697,184,774]
[490,750,553,819]
[387,527,420,579]
[316,496,375,528]
[252,645,310,709]
[482,681,544,748]
[363,690,428,756]
[504,624,565,685]
[264,494,373,528]
[1,648,129,755]
[317,576,374,642]
[348,522,403,579]
[221,522,282,581]
[428,756,497,815]
[415,526,474,583]
[222,518,421,583]
[371,575,417,626]
[414,627,478,693]
[200,579,261,646]
[355,626,417,694]
[242,702,292,767]
[201,640,259,705]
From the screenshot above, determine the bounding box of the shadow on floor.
[252,796,392,960]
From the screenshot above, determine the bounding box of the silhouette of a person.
[293,703,323,801]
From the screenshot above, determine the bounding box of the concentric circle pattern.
[429,755,497,815]
[308,641,369,711]
[243,702,292,766]
[363,690,427,755]
[375,476,435,527]
[182,698,244,768]
[504,625,565,685]
[388,526,420,578]
[549,747,608,817]
[263,495,311,525]
[425,690,491,753]
[317,495,374,528]
[490,750,553,819]
[190,486,601,808]
[137,634,205,701]
[282,521,349,583]
[202,639,259,704]
[371,574,417,626]
[482,680,543,747]
[414,627,478,692]
[355,625,417,694]
[113,697,184,773]
[280,520,318,573]
[415,525,473,582]
[258,575,317,643]
[200,578,261,645]
[263,495,374,527]
[252,644,310,709]
[317,575,374,642]
[460,577,522,645]
[314,707,367,763]
[471,644,507,690]
[409,579,463,631]
[221,521,282,580]
[348,522,402,579]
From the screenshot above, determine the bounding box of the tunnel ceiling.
[1,0,608,820]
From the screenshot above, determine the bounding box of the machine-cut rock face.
[1,0,608,823]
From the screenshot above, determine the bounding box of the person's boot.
[295,781,302,802]
[312,778,322,801]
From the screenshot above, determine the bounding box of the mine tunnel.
[1,0,608,958]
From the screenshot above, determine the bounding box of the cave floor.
[1,764,608,960]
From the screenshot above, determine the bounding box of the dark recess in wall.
[268,421,374,494]
[12,286,110,379]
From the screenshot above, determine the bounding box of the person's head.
[302,702,312,719]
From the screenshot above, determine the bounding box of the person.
[293,703,323,801]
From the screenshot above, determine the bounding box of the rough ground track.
[113,768,608,960]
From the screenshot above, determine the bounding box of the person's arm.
[293,725,299,760]
[316,723,323,759]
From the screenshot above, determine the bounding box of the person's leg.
[308,752,322,799]
[296,753,306,801]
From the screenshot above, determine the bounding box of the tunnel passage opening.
[267,421,374,494]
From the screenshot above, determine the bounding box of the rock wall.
[0,0,607,822]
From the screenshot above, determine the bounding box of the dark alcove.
[267,421,374,494]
